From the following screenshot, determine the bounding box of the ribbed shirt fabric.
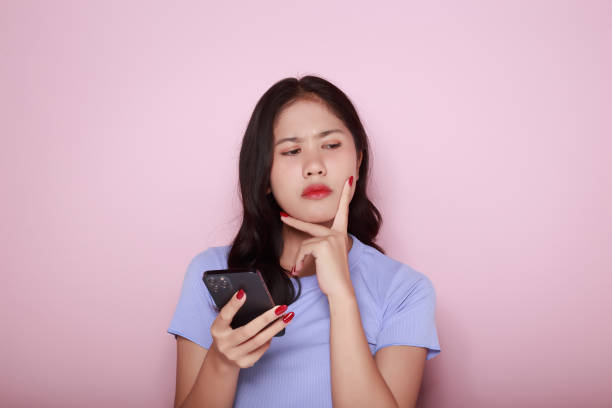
[167,232,441,407]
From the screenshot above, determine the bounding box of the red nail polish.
[236,289,245,300]
[282,311,295,323]
[275,305,288,315]
[348,176,353,186]
[280,211,289,217]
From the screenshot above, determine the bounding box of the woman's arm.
[328,290,426,408]
[374,345,427,408]
[174,290,294,408]
[174,336,240,408]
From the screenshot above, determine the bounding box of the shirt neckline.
[291,232,363,291]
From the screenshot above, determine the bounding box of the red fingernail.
[282,312,295,323]
[280,211,289,217]
[348,176,353,186]
[275,305,288,315]
[236,289,245,300]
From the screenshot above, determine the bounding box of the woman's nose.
[302,147,326,177]
[303,158,325,177]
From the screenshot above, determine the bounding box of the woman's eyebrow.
[275,129,344,146]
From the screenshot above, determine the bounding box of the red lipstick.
[302,183,332,199]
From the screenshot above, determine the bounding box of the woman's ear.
[356,150,363,178]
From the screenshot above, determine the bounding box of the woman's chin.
[292,211,334,225]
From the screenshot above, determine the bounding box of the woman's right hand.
[209,289,295,370]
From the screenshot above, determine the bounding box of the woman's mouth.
[301,184,332,200]
[302,190,332,200]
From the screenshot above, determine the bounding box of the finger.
[230,303,289,345]
[236,339,272,369]
[234,312,295,357]
[279,213,330,237]
[246,338,272,358]
[292,240,320,276]
[331,176,352,232]
[289,236,319,277]
[218,289,246,326]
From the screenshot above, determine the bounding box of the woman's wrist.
[207,342,241,376]
[327,287,358,310]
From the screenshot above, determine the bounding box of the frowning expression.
[269,97,362,224]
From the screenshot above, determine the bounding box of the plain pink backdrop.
[2,1,611,407]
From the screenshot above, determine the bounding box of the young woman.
[167,75,441,408]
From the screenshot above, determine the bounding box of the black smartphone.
[203,268,285,337]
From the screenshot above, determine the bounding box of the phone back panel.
[203,268,285,336]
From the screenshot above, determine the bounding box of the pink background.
[2,1,611,406]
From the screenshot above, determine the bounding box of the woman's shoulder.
[183,244,232,280]
[352,238,437,303]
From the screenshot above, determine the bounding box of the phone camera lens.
[218,276,230,289]
[206,275,232,293]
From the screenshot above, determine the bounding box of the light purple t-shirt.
[167,232,441,407]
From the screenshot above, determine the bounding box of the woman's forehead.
[274,99,346,140]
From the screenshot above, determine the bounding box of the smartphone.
[203,268,285,337]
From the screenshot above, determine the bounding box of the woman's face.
[269,98,363,225]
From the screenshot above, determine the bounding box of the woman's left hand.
[279,176,355,299]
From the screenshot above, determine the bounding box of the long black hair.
[227,75,385,306]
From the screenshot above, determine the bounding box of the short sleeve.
[376,268,441,360]
[167,248,221,349]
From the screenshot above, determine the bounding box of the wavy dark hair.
[227,75,385,306]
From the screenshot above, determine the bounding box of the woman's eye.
[282,143,341,156]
